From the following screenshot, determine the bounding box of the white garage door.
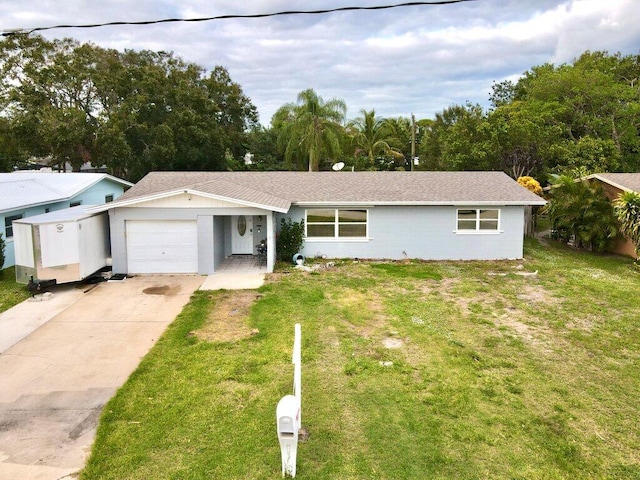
[126,220,198,273]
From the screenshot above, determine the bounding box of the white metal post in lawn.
[276,323,302,477]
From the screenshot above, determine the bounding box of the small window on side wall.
[105,194,114,203]
[4,214,22,239]
[457,209,500,232]
[70,201,82,207]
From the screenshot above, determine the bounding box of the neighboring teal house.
[1,171,132,269]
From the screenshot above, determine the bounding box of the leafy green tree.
[505,51,640,175]
[0,36,104,171]
[0,35,257,181]
[419,103,495,171]
[614,191,640,259]
[277,89,346,172]
[243,125,285,171]
[347,109,402,170]
[546,175,618,252]
[548,136,621,177]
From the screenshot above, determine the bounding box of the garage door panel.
[126,221,198,273]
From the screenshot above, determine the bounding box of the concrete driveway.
[0,275,204,480]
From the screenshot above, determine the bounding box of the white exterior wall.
[78,214,110,278]
[12,223,35,268]
[282,205,526,260]
[109,206,270,274]
[197,216,215,274]
[213,216,226,271]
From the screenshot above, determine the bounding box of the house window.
[105,194,114,203]
[4,214,22,239]
[306,209,368,239]
[457,209,500,232]
[70,201,82,207]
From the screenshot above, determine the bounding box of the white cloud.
[0,0,638,124]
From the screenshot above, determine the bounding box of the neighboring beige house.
[586,173,640,258]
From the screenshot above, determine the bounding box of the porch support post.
[266,212,275,273]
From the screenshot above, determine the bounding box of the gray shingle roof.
[112,171,546,210]
[590,173,640,194]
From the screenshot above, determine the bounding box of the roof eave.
[294,200,547,207]
[586,174,635,193]
[87,188,290,214]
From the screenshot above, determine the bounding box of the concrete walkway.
[0,285,86,355]
[199,273,265,290]
[0,275,204,480]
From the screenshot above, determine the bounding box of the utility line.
[2,0,476,37]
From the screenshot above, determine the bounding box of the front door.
[232,215,253,254]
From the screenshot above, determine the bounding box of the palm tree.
[277,89,346,172]
[546,175,618,252]
[348,109,403,169]
[614,191,640,259]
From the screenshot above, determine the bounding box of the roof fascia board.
[1,200,64,215]
[294,200,546,207]
[587,174,634,193]
[88,189,290,213]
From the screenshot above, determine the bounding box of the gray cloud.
[1,0,638,124]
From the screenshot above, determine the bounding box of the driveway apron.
[0,275,204,480]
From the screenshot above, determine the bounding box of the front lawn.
[0,267,30,313]
[81,240,640,479]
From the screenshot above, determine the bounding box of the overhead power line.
[2,0,476,37]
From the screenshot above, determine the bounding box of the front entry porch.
[216,254,267,274]
[199,254,267,290]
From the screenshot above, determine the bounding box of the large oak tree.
[0,35,257,181]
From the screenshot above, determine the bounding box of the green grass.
[81,240,640,479]
[0,267,30,313]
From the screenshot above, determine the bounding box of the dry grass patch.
[194,290,260,343]
[328,287,388,337]
[493,312,556,354]
[515,283,560,305]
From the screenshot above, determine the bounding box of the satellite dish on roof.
[332,162,345,171]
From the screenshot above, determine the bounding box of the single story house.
[585,173,640,258]
[1,171,132,269]
[88,171,545,275]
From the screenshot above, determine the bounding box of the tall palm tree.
[277,89,346,172]
[348,109,403,169]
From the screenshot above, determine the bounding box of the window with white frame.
[456,209,500,232]
[306,209,368,239]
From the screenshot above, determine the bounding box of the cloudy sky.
[1,0,639,124]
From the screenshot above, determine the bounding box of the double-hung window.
[4,214,22,239]
[456,209,500,232]
[306,209,368,239]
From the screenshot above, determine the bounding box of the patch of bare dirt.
[515,284,559,305]
[383,337,404,349]
[493,313,556,354]
[195,291,260,343]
